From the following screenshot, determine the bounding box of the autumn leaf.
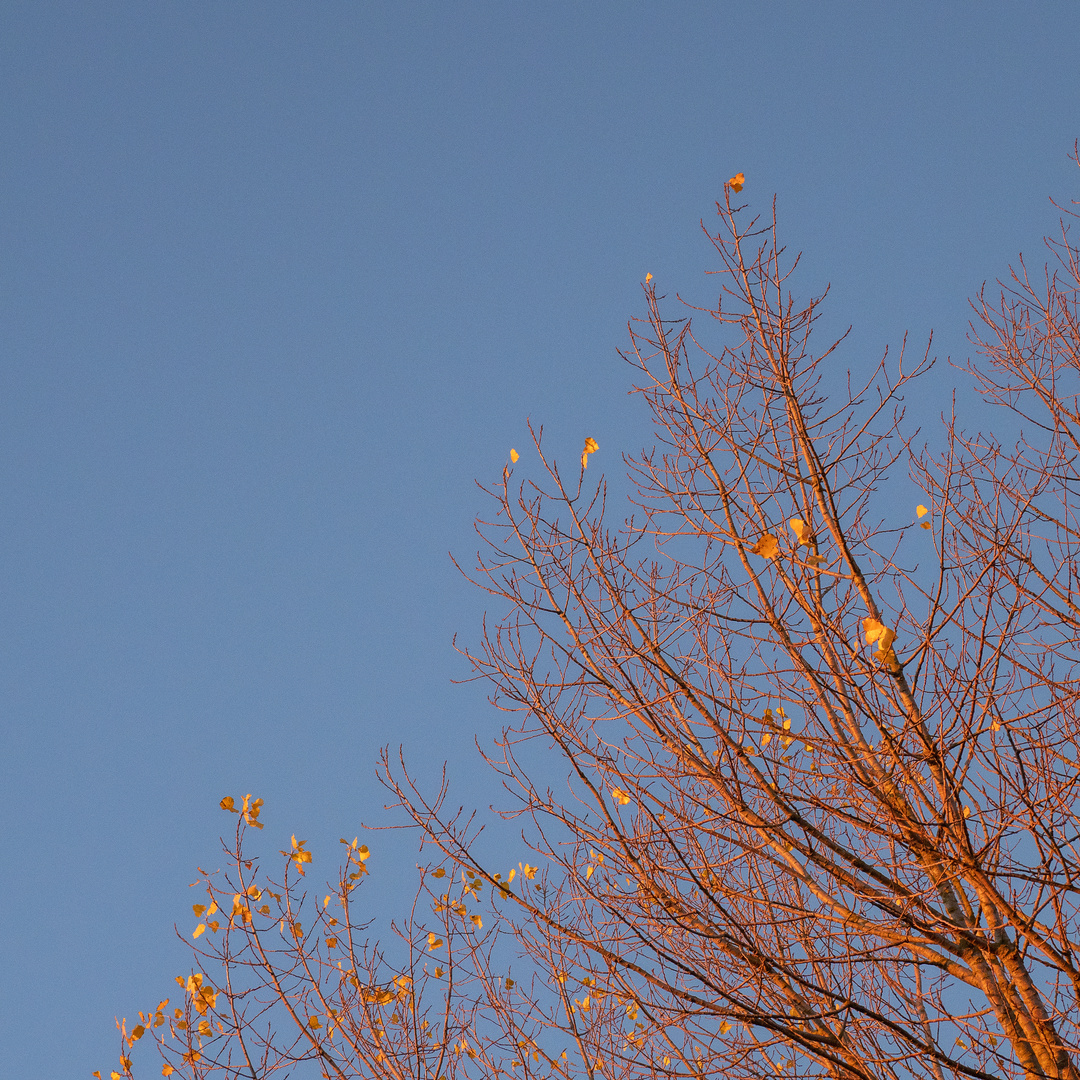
[728,172,745,192]
[470,914,483,929]
[510,448,519,463]
[581,437,599,470]
[220,796,236,813]
[432,867,446,879]
[428,931,444,950]
[789,518,813,546]
[863,617,898,667]
[193,924,206,939]
[750,533,779,559]
[863,617,896,654]
[241,794,264,829]
[520,862,537,879]
[917,504,929,518]
[610,787,631,805]
[645,272,653,283]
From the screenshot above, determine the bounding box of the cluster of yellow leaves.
[789,518,813,546]
[728,172,745,192]
[280,835,313,875]
[581,437,599,469]
[361,975,413,1008]
[610,787,631,805]
[340,836,371,888]
[748,521,818,561]
[191,898,218,939]
[864,617,898,668]
[220,793,264,830]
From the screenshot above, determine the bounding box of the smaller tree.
[107,162,1080,1080]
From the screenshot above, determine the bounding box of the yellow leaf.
[585,865,594,880]
[728,172,745,192]
[581,437,599,469]
[610,787,631,805]
[193,905,206,917]
[193,924,206,939]
[789,518,813,546]
[130,1025,145,1042]
[761,733,771,746]
[470,914,483,929]
[963,806,971,818]
[750,533,779,559]
[920,521,931,530]
[645,272,653,283]
[435,967,444,977]
[326,936,338,949]
[720,1021,731,1035]
[510,448,519,463]
[432,868,446,879]
[428,932,444,950]
[163,1065,175,1077]
[520,863,537,879]
[916,504,929,518]
[309,1016,322,1030]
[220,796,236,813]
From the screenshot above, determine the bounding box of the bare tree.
[109,163,1080,1080]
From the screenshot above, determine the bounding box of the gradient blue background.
[1,4,1078,1075]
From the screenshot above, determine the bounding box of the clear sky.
[1,4,1078,1075]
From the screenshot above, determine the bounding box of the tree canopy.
[105,164,1080,1080]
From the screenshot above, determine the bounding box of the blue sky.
[1,4,1078,1075]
